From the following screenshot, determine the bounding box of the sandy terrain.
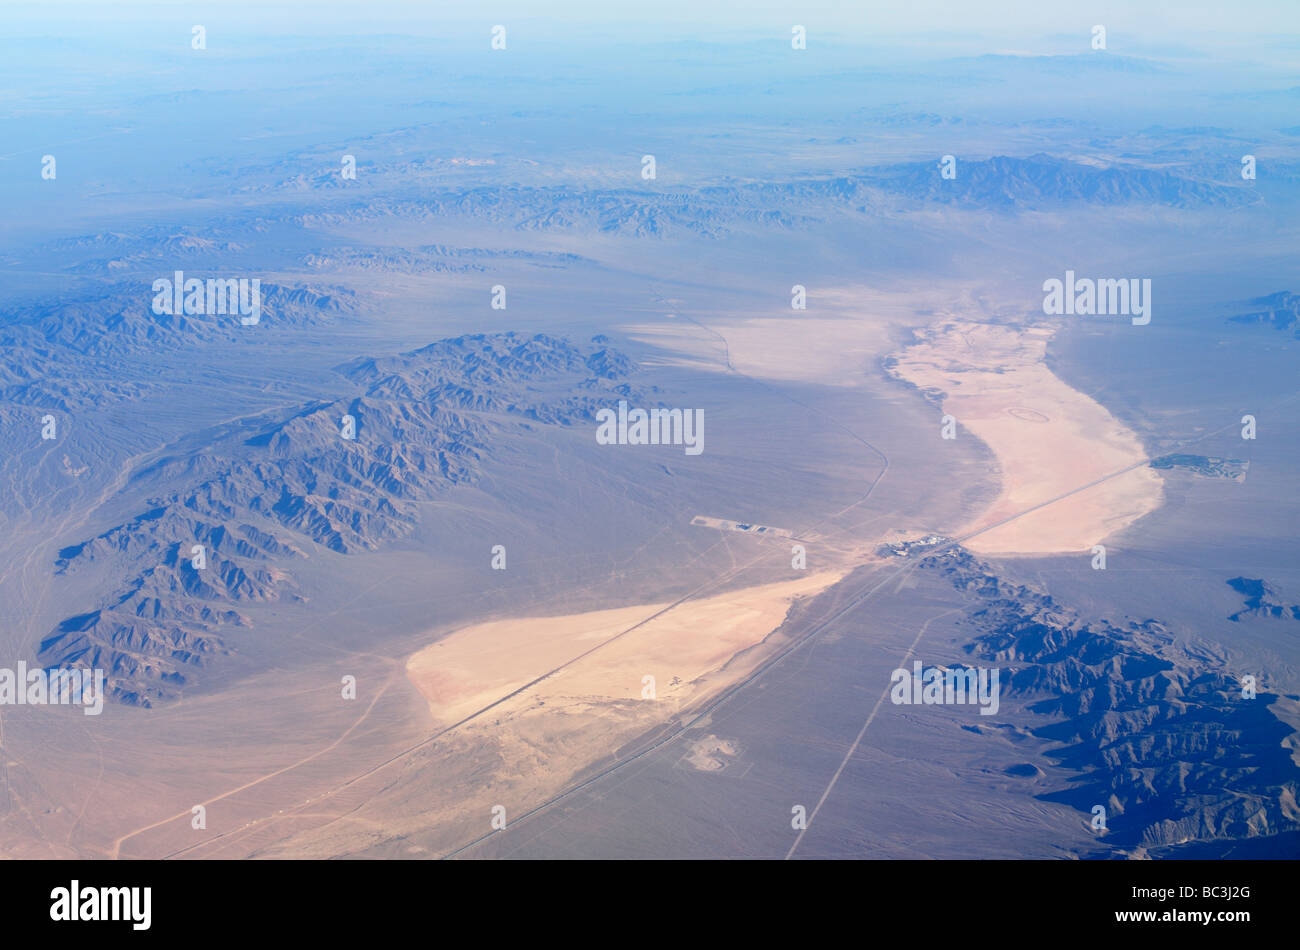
[682,734,742,772]
[627,285,971,385]
[408,571,842,726]
[287,571,847,855]
[890,321,1164,555]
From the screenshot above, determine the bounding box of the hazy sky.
[8,1,1300,45]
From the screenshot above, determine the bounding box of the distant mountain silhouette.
[1227,291,1300,337]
